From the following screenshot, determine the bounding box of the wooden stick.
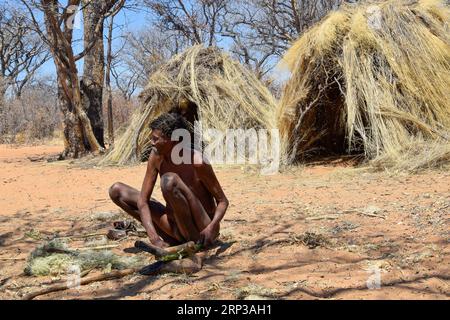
[306,214,339,221]
[75,244,119,251]
[46,248,76,255]
[22,267,139,300]
[45,245,119,256]
[163,242,199,255]
[358,212,386,219]
[159,244,202,262]
[134,241,199,258]
[134,241,169,257]
[55,233,106,240]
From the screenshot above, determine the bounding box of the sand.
[0,143,448,300]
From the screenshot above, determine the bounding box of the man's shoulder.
[147,147,163,165]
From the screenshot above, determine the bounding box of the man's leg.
[160,173,212,242]
[108,182,182,245]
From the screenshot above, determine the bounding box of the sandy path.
[0,144,448,300]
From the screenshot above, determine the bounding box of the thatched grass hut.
[278,0,450,171]
[101,45,277,165]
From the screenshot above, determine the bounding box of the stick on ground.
[22,267,139,300]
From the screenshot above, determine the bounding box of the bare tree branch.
[0,3,50,98]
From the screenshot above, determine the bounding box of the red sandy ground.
[0,143,448,300]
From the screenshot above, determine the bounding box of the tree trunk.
[40,0,103,157]
[81,0,106,148]
[105,15,114,147]
[57,77,87,158]
[0,75,6,111]
[0,75,7,135]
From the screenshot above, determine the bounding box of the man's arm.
[137,149,167,247]
[195,159,229,246]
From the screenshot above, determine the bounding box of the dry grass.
[278,0,450,171]
[24,239,146,277]
[100,45,278,165]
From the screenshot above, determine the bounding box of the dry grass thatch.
[278,0,450,171]
[100,45,278,165]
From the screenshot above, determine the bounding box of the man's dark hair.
[150,112,192,138]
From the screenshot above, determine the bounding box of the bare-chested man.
[109,112,229,249]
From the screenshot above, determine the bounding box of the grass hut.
[100,45,277,165]
[278,0,450,171]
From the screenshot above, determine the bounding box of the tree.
[143,0,228,46]
[0,76,6,110]
[0,74,60,142]
[223,0,343,78]
[21,0,123,158]
[0,3,50,102]
[251,0,342,51]
[81,0,125,149]
[113,26,188,96]
[143,0,343,79]
[105,2,127,146]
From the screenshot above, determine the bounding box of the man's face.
[150,129,171,154]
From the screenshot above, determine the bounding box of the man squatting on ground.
[109,112,229,249]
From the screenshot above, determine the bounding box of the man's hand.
[199,222,220,247]
[150,237,170,249]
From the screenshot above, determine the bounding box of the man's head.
[149,112,190,155]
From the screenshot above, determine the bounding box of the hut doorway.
[295,82,365,162]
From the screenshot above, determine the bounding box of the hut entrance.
[312,85,347,157]
[295,82,364,162]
